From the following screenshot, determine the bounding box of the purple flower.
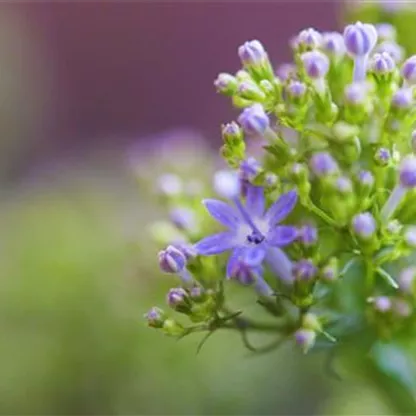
[296,28,322,50]
[298,224,318,246]
[375,147,391,166]
[144,307,166,328]
[404,226,416,248]
[336,176,353,194]
[238,103,270,136]
[401,55,416,85]
[309,152,339,177]
[214,73,237,95]
[294,328,316,353]
[370,52,395,75]
[392,88,413,109]
[194,184,298,280]
[276,63,296,81]
[322,32,346,57]
[352,212,377,240]
[400,155,416,188]
[344,22,377,82]
[238,40,267,67]
[357,170,375,188]
[286,80,307,99]
[343,22,377,57]
[293,259,318,281]
[166,287,188,308]
[301,51,329,79]
[222,121,242,144]
[158,245,186,273]
[372,296,392,313]
[344,82,368,105]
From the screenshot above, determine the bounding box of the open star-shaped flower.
[194,184,298,275]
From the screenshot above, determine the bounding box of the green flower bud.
[162,319,185,337]
[214,73,238,96]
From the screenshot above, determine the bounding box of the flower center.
[246,231,265,245]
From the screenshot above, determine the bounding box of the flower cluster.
[144,22,416,355]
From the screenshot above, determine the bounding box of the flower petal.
[265,189,298,225]
[267,225,297,246]
[243,244,266,266]
[245,185,265,218]
[202,199,240,230]
[226,247,245,278]
[194,232,236,255]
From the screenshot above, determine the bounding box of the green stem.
[305,198,339,227]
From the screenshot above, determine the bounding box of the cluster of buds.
[144,21,416,356]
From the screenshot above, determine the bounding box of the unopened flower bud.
[172,241,197,260]
[344,22,377,82]
[343,22,377,57]
[352,212,377,240]
[374,147,391,166]
[189,285,205,302]
[144,307,166,328]
[321,257,339,282]
[166,287,190,312]
[372,296,392,313]
[294,328,316,353]
[322,32,346,58]
[335,176,353,194]
[298,224,318,246]
[214,73,237,95]
[296,28,322,51]
[370,52,395,75]
[238,40,267,67]
[222,121,243,145]
[309,152,339,177]
[286,80,307,99]
[293,259,318,281]
[158,245,187,273]
[386,219,403,236]
[357,170,375,189]
[276,63,296,81]
[301,50,329,79]
[302,313,322,331]
[400,155,416,188]
[238,103,270,136]
[162,319,185,337]
[344,82,368,105]
[391,88,413,109]
[237,80,266,101]
[401,55,416,85]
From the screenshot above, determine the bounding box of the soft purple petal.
[265,190,298,225]
[194,232,236,255]
[243,244,266,266]
[226,247,245,278]
[265,247,294,283]
[254,274,274,297]
[267,225,298,246]
[245,185,265,218]
[202,199,241,230]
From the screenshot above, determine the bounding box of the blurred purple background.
[1,2,339,177]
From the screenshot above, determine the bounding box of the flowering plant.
[144,22,416,389]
